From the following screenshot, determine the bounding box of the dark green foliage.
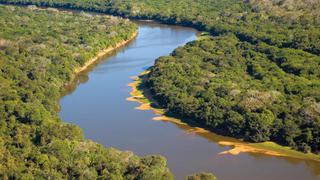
[0,5,173,179]
[147,35,320,153]
[186,172,217,180]
[0,0,319,169]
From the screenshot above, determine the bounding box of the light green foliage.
[0,0,319,168]
[1,0,319,55]
[0,5,173,179]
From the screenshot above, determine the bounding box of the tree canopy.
[0,0,319,175]
[0,5,172,179]
[147,34,320,153]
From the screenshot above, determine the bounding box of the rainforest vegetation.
[147,34,320,153]
[0,0,319,160]
[1,0,320,55]
[0,5,173,179]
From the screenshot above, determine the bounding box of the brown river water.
[60,21,320,180]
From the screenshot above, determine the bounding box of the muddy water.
[59,21,320,180]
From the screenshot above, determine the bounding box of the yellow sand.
[152,116,187,126]
[152,113,286,157]
[75,32,138,74]
[127,72,320,162]
[29,7,138,76]
[136,103,152,110]
[218,141,285,157]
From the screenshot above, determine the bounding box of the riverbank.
[0,5,176,179]
[127,71,320,163]
[75,31,138,74]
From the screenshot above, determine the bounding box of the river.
[59,21,320,180]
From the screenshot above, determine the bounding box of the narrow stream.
[60,21,320,180]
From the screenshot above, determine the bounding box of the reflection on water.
[60,21,320,180]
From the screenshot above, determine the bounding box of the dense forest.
[0,0,319,162]
[0,5,173,179]
[1,0,320,56]
[147,34,320,153]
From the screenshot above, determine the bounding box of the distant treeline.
[1,0,320,56]
[0,5,173,179]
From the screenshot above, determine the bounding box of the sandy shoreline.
[75,31,138,74]
[126,75,285,157]
[126,71,320,162]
